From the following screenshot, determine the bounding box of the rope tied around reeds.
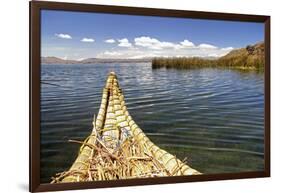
[51,72,200,183]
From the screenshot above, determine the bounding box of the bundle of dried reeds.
[51,72,200,183]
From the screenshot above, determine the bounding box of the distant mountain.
[41,56,78,64]
[41,56,152,64]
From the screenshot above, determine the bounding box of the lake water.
[40,63,264,183]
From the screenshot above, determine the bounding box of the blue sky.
[41,10,264,60]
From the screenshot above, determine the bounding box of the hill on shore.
[218,42,264,69]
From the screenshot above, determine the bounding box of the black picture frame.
[30,1,270,192]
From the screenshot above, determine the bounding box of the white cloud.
[221,47,234,51]
[103,51,123,57]
[105,39,116,43]
[198,43,217,49]
[96,43,234,59]
[77,58,85,61]
[180,39,195,47]
[134,36,178,50]
[117,38,132,47]
[134,36,197,50]
[62,55,68,60]
[46,35,234,59]
[81,38,95,43]
[135,36,160,48]
[55,33,72,39]
[46,33,237,60]
[96,49,155,59]
[208,53,220,57]
[157,41,177,49]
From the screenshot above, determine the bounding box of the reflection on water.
[40,63,264,183]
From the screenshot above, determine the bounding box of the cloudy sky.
[41,10,264,60]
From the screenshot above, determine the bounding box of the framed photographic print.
[30,1,270,192]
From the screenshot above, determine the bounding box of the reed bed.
[152,42,264,70]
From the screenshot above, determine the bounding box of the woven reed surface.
[51,72,200,183]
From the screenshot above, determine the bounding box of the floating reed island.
[51,72,200,183]
[152,42,264,70]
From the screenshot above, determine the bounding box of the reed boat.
[51,72,200,183]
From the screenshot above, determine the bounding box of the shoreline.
[152,42,265,70]
[152,64,264,71]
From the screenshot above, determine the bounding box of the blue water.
[40,63,264,183]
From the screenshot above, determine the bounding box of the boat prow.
[51,72,200,183]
